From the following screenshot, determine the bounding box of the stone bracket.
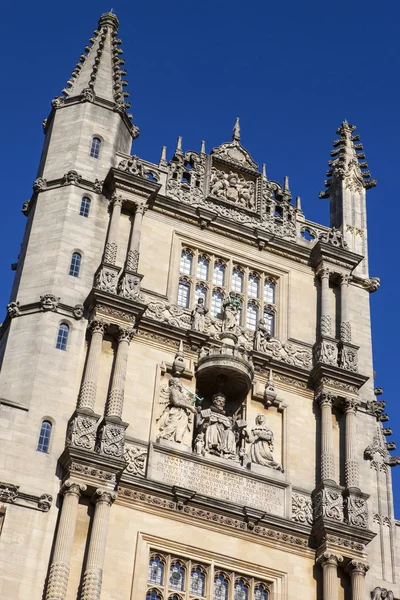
[0,481,53,512]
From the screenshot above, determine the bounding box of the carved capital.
[340,273,351,286]
[111,195,124,208]
[61,479,87,497]
[317,391,335,408]
[135,203,147,215]
[117,326,135,344]
[89,319,107,336]
[93,488,117,506]
[317,552,343,567]
[318,267,330,280]
[343,397,359,414]
[346,560,369,575]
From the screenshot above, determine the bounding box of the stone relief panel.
[156,378,197,447]
[291,492,313,525]
[124,441,148,478]
[209,167,256,210]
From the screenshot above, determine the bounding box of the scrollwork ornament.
[292,493,313,525]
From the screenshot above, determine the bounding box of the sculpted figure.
[210,170,228,197]
[222,294,241,332]
[157,378,196,443]
[198,392,244,460]
[191,297,208,332]
[246,414,282,471]
[254,319,271,352]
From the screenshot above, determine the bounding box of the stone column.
[45,481,86,600]
[318,553,343,600]
[343,397,359,488]
[347,560,369,600]
[98,327,133,457]
[80,490,117,600]
[318,392,336,482]
[320,267,331,336]
[106,327,134,418]
[103,196,123,265]
[78,321,107,411]
[125,203,146,273]
[340,273,351,342]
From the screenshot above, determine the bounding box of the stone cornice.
[311,240,362,272]
[312,363,369,393]
[104,167,161,206]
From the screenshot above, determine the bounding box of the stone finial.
[262,164,267,179]
[98,11,120,30]
[283,176,290,191]
[200,140,206,154]
[296,196,302,210]
[264,369,277,406]
[232,117,241,142]
[159,145,167,166]
[176,136,183,154]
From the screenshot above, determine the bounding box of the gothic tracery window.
[177,244,278,335]
[146,550,270,600]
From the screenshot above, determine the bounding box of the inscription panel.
[151,449,285,516]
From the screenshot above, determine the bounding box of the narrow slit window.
[56,323,69,351]
[90,137,101,159]
[80,197,91,217]
[37,420,52,453]
[69,252,81,277]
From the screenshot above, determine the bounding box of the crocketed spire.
[319,121,376,198]
[59,12,138,137]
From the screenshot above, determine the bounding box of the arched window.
[169,561,185,591]
[90,136,101,159]
[263,309,275,337]
[180,250,193,275]
[69,252,81,277]
[195,283,207,305]
[264,280,275,303]
[80,197,91,217]
[37,420,52,453]
[232,268,243,293]
[177,281,190,308]
[248,274,259,298]
[247,303,258,331]
[214,573,229,600]
[56,323,69,350]
[211,290,224,318]
[190,567,206,596]
[197,256,209,280]
[146,590,162,600]
[234,579,249,600]
[148,556,164,585]
[213,262,225,286]
[254,584,269,600]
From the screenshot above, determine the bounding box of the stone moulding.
[0,481,53,512]
[117,485,311,554]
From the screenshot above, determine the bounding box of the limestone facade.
[0,11,398,600]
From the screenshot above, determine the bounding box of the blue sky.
[2,1,400,513]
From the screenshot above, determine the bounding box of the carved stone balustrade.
[196,333,254,400]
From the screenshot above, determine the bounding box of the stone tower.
[0,11,398,600]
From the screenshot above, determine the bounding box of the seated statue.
[197,392,245,460]
[246,414,283,471]
[157,378,196,444]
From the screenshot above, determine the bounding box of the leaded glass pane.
[213,263,225,286]
[264,280,275,303]
[254,585,269,600]
[195,284,207,304]
[197,256,209,280]
[56,324,69,350]
[214,574,228,600]
[263,309,275,337]
[90,137,101,159]
[69,252,81,277]
[146,590,162,600]
[247,304,258,331]
[190,568,206,596]
[177,282,190,308]
[211,291,223,318]
[148,557,164,585]
[37,421,52,453]
[248,275,259,298]
[80,197,91,217]
[180,251,193,275]
[234,580,248,600]
[232,269,243,293]
[169,562,185,591]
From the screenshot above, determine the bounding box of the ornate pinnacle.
[320,121,377,198]
[232,117,241,142]
[98,12,119,31]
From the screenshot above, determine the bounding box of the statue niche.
[156,377,196,445]
[196,392,246,462]
[245,414,282,471]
